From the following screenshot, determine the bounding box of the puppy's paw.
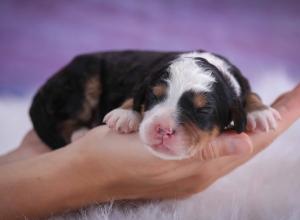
[246,107,281,132]
[103,108,142,133]
[71,127,89,142]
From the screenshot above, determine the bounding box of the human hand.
[1,85,298,220]
[73,84,300,201]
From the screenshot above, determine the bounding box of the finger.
[195,132,253,160]
[271,84,300,126]
[272,83,300,110]
[271,92,289,107]
[294,83,300,94]
[21,130,46,147]
[271,84,300,107]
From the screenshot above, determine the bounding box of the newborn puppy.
[30,50,281,160]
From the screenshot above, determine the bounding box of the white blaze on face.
[164,56,216,107]
[181,52,241,96]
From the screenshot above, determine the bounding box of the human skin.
[0,84,299,219]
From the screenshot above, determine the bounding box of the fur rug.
[0,72,299,220]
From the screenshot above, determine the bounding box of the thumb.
[198,132,253,160]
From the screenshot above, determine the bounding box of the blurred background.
[0,0,299,150]
[0,0,299,94]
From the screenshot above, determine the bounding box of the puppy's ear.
[230,99,247,133]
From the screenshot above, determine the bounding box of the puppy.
[30,50,281,160]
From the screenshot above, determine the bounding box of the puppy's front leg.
[103,98,142,133]
[245,93,281,132]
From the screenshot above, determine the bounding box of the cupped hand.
[2,85,298,220]
[74,84,300,201]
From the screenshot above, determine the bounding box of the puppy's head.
[135,53,246,160]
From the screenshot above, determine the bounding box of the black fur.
[29,50,251,149]
[177,57,247,133]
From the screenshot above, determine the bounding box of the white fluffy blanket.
[1,72,299,220]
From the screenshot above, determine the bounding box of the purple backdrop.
[0,0,299,95]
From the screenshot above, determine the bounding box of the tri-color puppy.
[30,50,281,160]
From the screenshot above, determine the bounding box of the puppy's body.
[30,50,280,159]
[30,51,178,148]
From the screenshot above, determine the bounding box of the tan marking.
[78,75,101,121]
[245,92,267,112]
[182,122,220,154]
[120,98,145,116]
[86,76,101,107]
[120,98,134,109]
[58,75,101,143]
[152,84,167,97]
[193,94,207,108]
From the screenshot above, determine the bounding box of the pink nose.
[155,126,175,138]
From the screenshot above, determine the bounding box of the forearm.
[0,140,111,219]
